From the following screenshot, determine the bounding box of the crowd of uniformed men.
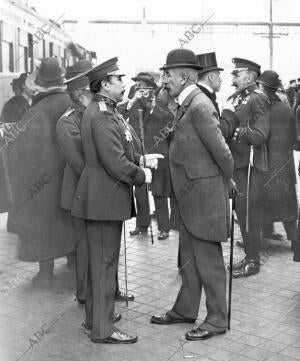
[0,48,300,344]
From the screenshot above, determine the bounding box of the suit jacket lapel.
[174,88,200,127]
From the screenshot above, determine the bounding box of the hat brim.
[159,63,203,71]
[256,79,278,90]
[198,66,224,74]
[131,76,157,88]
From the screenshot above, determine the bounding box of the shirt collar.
[177,84,197,106]
[197,81,214,94]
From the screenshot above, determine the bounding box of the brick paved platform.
[0,212,299,361]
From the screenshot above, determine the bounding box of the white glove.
[222,101,235,112]
[143,168,152,184]
[140,154,164,169]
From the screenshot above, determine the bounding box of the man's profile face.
[232,70,250,91]
[105,75,126,102]
[162,69,183,98]
[210,71,222,92]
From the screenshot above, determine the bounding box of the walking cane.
[246,145,254,233]
[123,221,129,307]
[228,188,236,330]
[138,108,154,245]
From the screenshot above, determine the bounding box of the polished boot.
[185,328,226,341]
[227,257,248,271]
[91,328,138,344]
[232,260,260,278]
[158,231,169,240]
[115,290,134,302]
[129,227,148,236]
[150,314,195,325]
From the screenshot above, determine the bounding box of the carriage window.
[2,41,14,72]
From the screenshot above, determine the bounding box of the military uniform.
[70,57,149,343]
[56,103,88,302]
[221,83,270,265]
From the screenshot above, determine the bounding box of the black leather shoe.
[91,329,138,344]
[236,240,244,249]
[129,227,148,236]
[232,260,260,278]
[185,328,226,341]
[115,291,134,302]
[158,231,169,240]
[227,257,248,271]
[77,298,85,305]
[150,314,195,325]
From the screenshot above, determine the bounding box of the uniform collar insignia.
[94,93,117,109]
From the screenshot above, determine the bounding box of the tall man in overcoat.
[7,58,75,288]
[151,49,234,341]
[71,57,163,344]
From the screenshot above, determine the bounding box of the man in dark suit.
[221,58,270,278]
[151,49,234,341]
[196,52,223,117]
[71,58,163,344]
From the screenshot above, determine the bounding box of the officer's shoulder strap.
[62,107,75,117]
[254,89,264,94]
[98,101,108,112]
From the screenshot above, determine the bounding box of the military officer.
[71,57,163,344]
[151,49,234,341]
[221,58,271,278]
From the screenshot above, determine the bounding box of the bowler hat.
[160,49,202,71]
[257,70,281,90]
[196,52,223,74]
[232,57,261,76]
[35,58,65,84]
[64,60,93,91]
[131,72,157,88]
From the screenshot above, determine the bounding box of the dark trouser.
[85,220,122,340]
[168,220,227,332]
[153,196,170,232]
[283,221,297,242]
[234,168,264,262]
[72,217,88,301]
[170,194,180,231]
[39,259,54,277]
[134,184,150,228]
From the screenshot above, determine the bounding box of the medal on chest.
[115,111,133,143]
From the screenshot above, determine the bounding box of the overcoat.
[71,96,146,221]
[56,103,85,211]
[262,94,298,222]
[8,89,75,261]
[169,87,233,242]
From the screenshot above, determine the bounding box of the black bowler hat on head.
[196,52,224,74]
[131,72,157,88]
[35,58,65,85]
[231,57,261,76]
[160,49,202,71]
[257,70,281,90]
[64,60,93,91]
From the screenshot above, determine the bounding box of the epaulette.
[98,101,108,112]
[63,108,75,117]
[254,89,264,94]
